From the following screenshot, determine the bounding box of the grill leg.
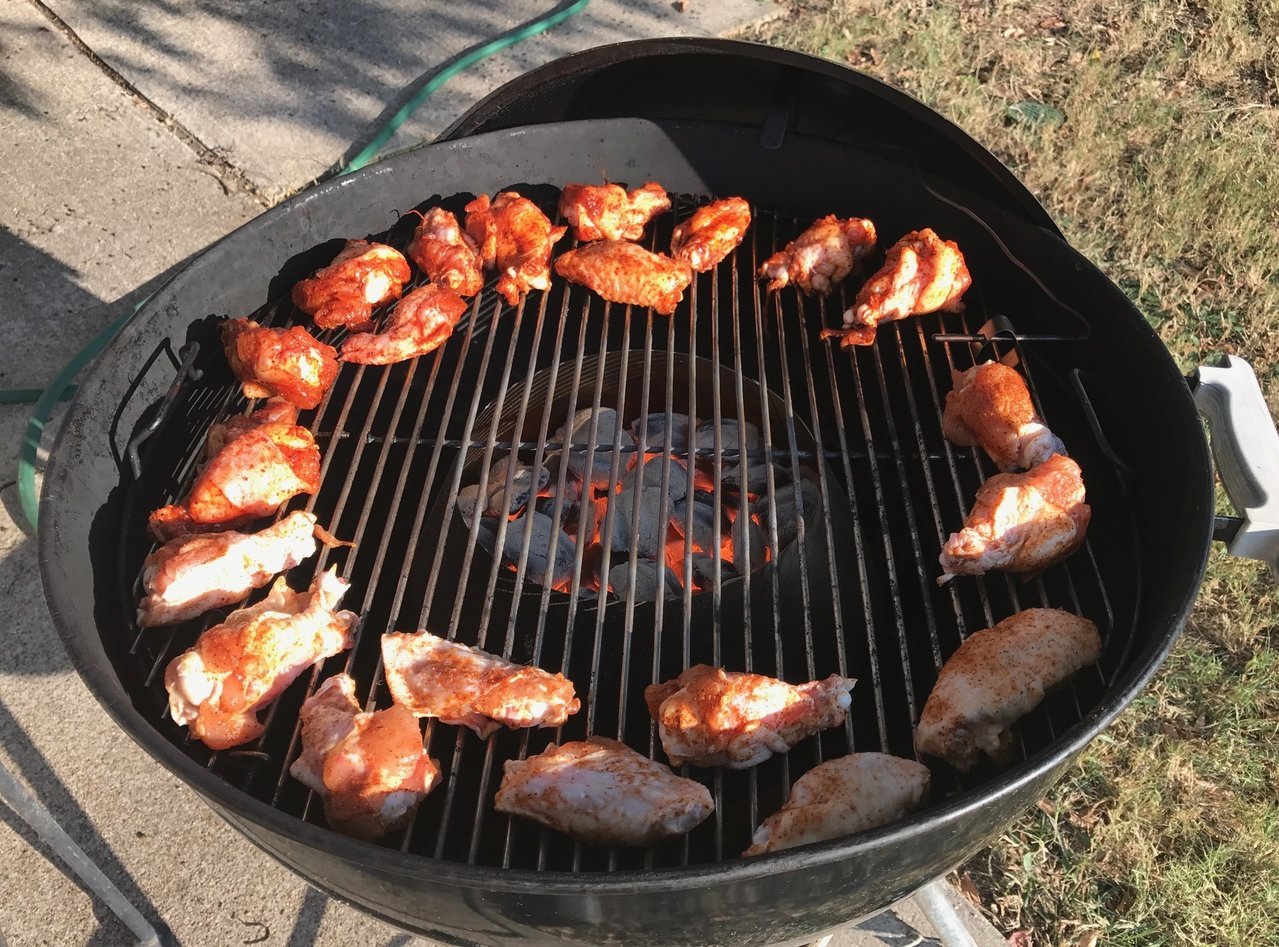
[0,760,161,947]
[911,879,978,947]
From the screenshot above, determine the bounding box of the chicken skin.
[221,319,338,411]
[644,665,856,769]
[943,362,1066,472]
[290,674,440,841]
[554,240,694,316]
[821,228,971,347]
[758,215,877,295]
[340,284,469,365]
[558,181,671,242]
[149,420,321,542]
[138,510,319,627]
[465,192,567,307]
[939,453,1090,583]
[407,208,484,297]
[292,240,412,331]
[494,737,714,846]
[915,608,1101,771]
[164,568,357,750]
[202,398,299,462]
[743,753,929,856]
[380,630,580,738]
[670,197,752,272]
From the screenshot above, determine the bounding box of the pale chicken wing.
[292,240,411,331]
[164,568,357,750]
[670,197,751,272]
[381,630,580,738]
[943,362,1065,472]
[644,665,855,769]
[559,181,671,242]
[743,754,930,856]
[464,192,566,307]
[494,737,714,846]
[759,215,877,295]
[138,510,319,627]
[407,208,484,297]
[202,398,299,462]
[939,453,1090,583]
[915,608,1101,771]
[290,674,440,841]
[554,241,694,316]
[221,319,338,410]
[340,284,469,365]
[149,420,321,542]
[821,228,970,347]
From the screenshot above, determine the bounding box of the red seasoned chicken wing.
[340,284,469,365]
[758,215,877,295]
[942,361,1065,472]
[670,197,752,272]
[222,318,338,410]
[407,208,484,297]
[559,181,671,242]
[291,240,411,331]
[464,192,566,307]
[290,674,440,841]
[554,240,693,316]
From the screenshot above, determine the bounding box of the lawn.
[748,2,1279,944]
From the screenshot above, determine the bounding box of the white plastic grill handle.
[1194,355,1279,577]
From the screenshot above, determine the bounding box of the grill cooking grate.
[118,193,1134,872]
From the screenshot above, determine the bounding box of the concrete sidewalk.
[0,1,1007,944]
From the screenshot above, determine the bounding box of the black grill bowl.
[40,43,1213,947]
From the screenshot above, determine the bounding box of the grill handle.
[1193,355,1279,576]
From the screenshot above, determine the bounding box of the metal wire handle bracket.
[125,341,203,480]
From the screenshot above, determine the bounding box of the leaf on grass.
[1007,931,1034,947]
[958,872,983,907]
[1006,101,1066,127]
[1074,931,1101,947]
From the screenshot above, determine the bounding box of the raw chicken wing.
[138,510,319,627]
[670,197,751,272]
[943,362,1065,472]
[743,753,929,856]
[939,453,1089,583]
[149,419,321,542]
[559,181,671,242]
[292,240,411,331]
[464,192,567,307]
[381,630,580,738]
[494,737,714,846]
[202,398,299,461]
[407,208,484,297]
[915,608,1101,771]
[759,215,877,295]
[554,241,693,316]
[290,674,440,841]
[340,284,469,365]
[821,228,970,347]
[221,319,338,410]
[164,568,357,750]
[645,665,855,768]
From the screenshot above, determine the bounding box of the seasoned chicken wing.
[138,510,319,627]
[554,241,694,316]
[340,284,469,365]
[407,208,484,297]
[915,608,1101,771]
[290,674,440,841]
[939,453,1090,583]
[292,240,411,331]
[559,181,671,242]
[202,398,299,461]
[759,215,877,295]
[221,319,338,410]
[644,665,855,769]
[670,197,751,272]
[821,228,971,347]
[149,420,321,542]
[943,362,1065,472]
[381,630,580,738]
[164,568,357,750]
[464,192,567,307]
[494,737,714,846]
[743,754,930,856]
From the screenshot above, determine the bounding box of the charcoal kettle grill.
[38,39,1279,947]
